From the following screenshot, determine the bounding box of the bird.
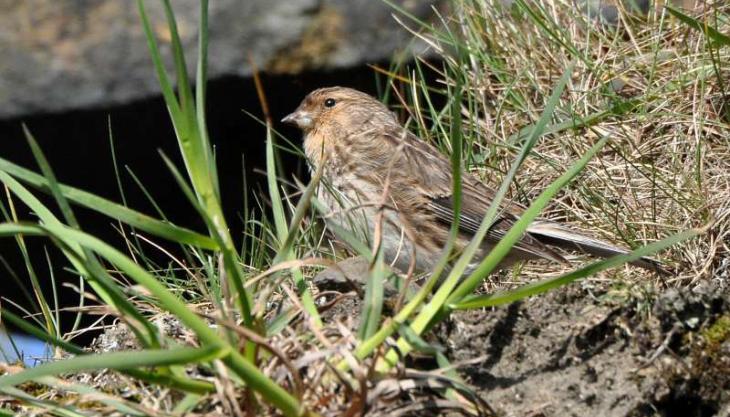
[282,86,665,276]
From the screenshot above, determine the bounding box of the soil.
[438,281,729,417]
[312,258,729,416]
[52,265,729,417]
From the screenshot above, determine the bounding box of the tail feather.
[527,221,668,274]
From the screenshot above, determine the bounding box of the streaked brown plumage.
[282,86,664,274]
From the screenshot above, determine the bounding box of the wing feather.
[380,125,567,264]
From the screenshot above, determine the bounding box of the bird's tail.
[527,221,668,274]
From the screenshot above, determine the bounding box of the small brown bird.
[282,87,663,275]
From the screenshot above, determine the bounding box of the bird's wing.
[428,192,568,263]
[386,126,568,264]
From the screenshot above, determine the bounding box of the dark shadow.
[0,63,415,344]
[483,302,521,368]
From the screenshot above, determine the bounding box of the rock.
[580,0,650,25]
[0,0,437,118]
[577,0,700,26]
[498,1,700,26]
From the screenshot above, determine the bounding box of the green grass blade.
[0,345,226,388]
[357,250,386,340]
[158,152,253,327]
[505,108,614,147]
[138,2,247,351]
[439,63,576,297]
[0,222,302,415]
[33,376,149,416]
[449,136,608,302]
[266,126,322,327]
[666,6,730,46]
[124,167,170,220]
[424,65,574,317]
[0,386,85,417]
[1,309,214,394]
[195,0,218,197]
[1,309,83,355]
[160,0,194,116]
[23,125,78,228]
[514,0,587,65]
[135,0,183,126]
[275,163,324,263]
[372,65,577,370]
[453,226,704,310]
[159,0,218,200]
[266,126,289,242]
[0,172,160,348]
[0,201,55,335]
[0,157,217,249]
[339,67,573,372]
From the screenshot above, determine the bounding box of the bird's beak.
[281,110,313,129]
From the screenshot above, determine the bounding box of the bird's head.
[282,87,396,134]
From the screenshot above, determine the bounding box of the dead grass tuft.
[397,0,729,289]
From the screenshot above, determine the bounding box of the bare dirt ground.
[312,257,728,416]
[72,266,728,417]
[439,281,729,417]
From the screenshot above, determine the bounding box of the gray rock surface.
[0,0,436,118]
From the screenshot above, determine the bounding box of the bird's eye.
[324,98,336,108]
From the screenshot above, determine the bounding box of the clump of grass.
[0,1,726,416]
[388,0,729,287]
